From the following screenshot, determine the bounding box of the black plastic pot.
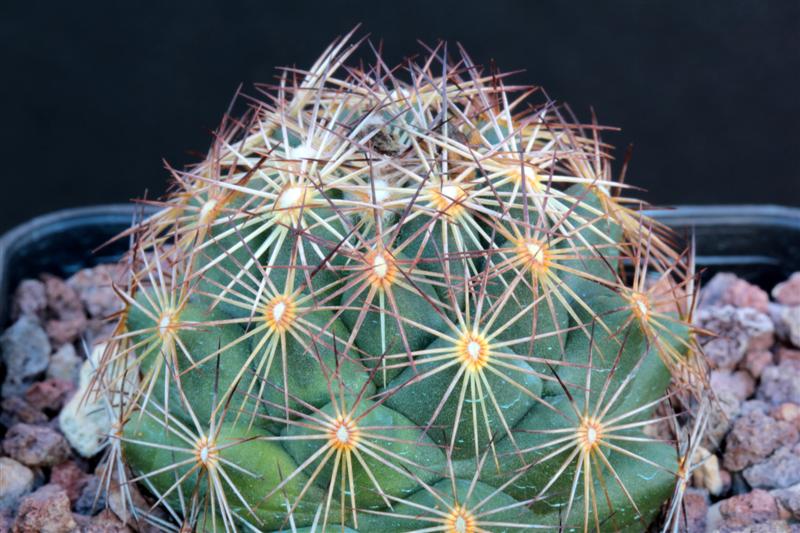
[649,205,800,288]
[0,205,155,324]
[1,204,799,326]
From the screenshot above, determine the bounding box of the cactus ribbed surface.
[96,32,706,532]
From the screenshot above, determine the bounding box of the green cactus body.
[98,34,704,532]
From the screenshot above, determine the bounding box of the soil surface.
[0,264,158,532]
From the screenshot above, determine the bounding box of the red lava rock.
[67,265,125,319]
[773,483,800,519]
[705,390,742,448]
[775,305,800,348]
[697,306,774,370]
[732,521,796,532]
[699,273,771,312]
[682,488,709,532]
[723,411,799,471]
[23,379,75,412]
[12,484,77,533]
[50,461,90,504]
[11,279,47,320]
[718,489,781,529]
[758,361,800,406]
[42,274,87,346]
[700,273,739,307]
[0,457,34,511]
[0,511,12,532]
[774,273,800,306]
[83,509,133,532]
[723,279,771,313]
[777,347,800,365]
[42,275,83,320]
[742,349,774,379]
[2,423,71,467]
[71,513,91,529]
[744,443,800,489]
[45,316,87,347]
[712,370,756,401]
[719,468,733,495]
[741,399,772,416]
[772,403,800,430]
[0,397,48,427]
[769,402,800,422]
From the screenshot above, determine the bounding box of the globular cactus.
[97,32,707,532]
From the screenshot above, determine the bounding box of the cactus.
[96,32,706,532]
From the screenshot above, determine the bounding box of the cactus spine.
[96,32,706,532]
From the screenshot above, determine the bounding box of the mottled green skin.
[122,187,683,532]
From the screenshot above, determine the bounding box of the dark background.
[1,1,799,232]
